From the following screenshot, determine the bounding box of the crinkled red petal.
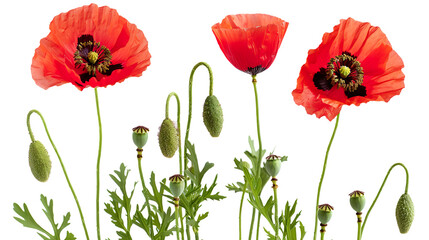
[31,4,151,91]
[292,18,404,120]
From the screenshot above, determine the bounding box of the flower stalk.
[313,113,340,240]
[94,88,103,240]
[27,110,90,240]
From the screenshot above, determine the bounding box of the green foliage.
[165,140,225,235]
[13,195,76,240]
[263,200,306,240]
[133,172,175,239]
[105,164,176,240]
[104,163,136,240]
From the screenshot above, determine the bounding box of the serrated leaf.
[65,232,77,240]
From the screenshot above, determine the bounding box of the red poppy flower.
[212,14,288,75]
[292,18,404,121]
[31,4,151,91]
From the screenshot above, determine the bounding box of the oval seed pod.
[158,118,179,158]
[132,126,149,148]
[318,204,334,225]
[264,154,282,177]
[28,140,52,182]
[349,190,366,213]
[396,193,414,234]
[203,95,223,137]
[169,174,185,198]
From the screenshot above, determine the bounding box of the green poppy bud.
[169,174,185,198]
[203,95,223,137]
[396,193,414,234]
[264,154,281,177]
[132,126,149,148]
[28,141,51,182]
[241,161,250,170]
[158,118,179,158]
[318,204,334,225]
[349,190,366,213]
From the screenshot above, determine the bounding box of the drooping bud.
[169,174,185,198]
[396,193,414,234]
[28,141,52,182]
[158,118,179,158]
[264,154,282,177]
[132,126,149,148]
[203,95,223,137]
[349,190,366,213]
[318,204,334,225]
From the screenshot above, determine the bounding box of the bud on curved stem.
[158,118,179,158]
[26,110,90,240]
[360,163,411,239]
[165,92,183,174]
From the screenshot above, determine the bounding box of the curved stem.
[26,110,90,240]
[239,179,247,240]
[313,113,340,240]
[137,150,154,239]
[360,162,409,238]
[166,92,183,175]
[184,62,214,172]
[94,88,103,240]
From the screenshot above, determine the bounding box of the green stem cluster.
[27,110,90,240]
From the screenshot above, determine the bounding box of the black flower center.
[73,35,123,83]
[246,65,266,76]
[313,52,366,98]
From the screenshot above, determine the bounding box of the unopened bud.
[396,193,414,234]
[28,141,51,182]
[132,126,149,148]
[203,95,223,137]
[158,118,179,158]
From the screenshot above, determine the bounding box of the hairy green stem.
[273,179,279,239]
[360,163,409,239]
[175,206,180,240]
[357,220,362,240]
[94,88,103,240]
[256,212,261,240]
[313,113,340,240]
[239,179,247,240]
[27,110,90,240]
[248,208,256,240]
[137,150,154,239]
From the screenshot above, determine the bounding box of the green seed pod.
[203,95,223,137]
[396,193,414,234]
[132,126,149,148]
[264,154,281,177]
[318,204,334,224]
[28,140,52,182]
[349,190,366,213]
[158,118,179,158]
[169,174,185,198]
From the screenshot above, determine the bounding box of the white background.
[1,0,428,239]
